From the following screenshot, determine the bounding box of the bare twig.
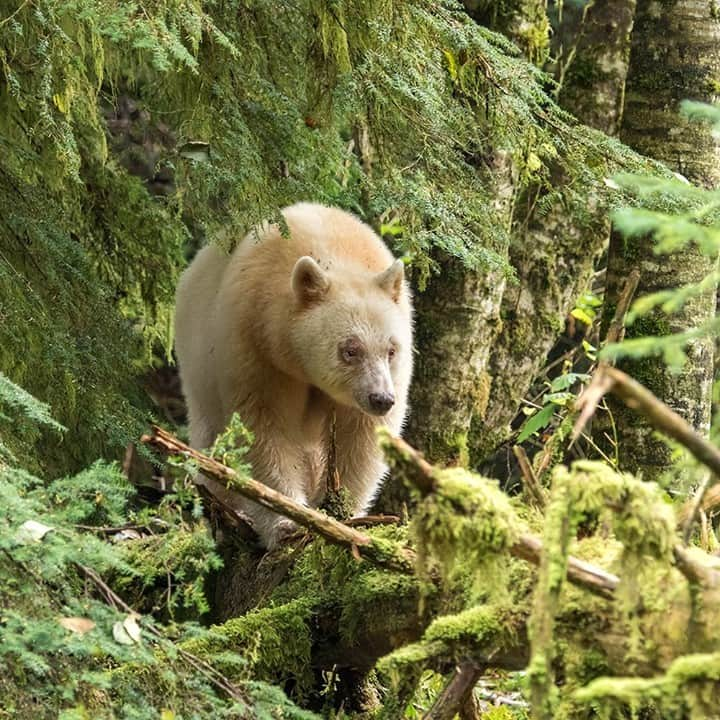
[572,270,641,443]
[326,410,341,494]
[346,514,401,527]
[77,564,248,701]
[423,662,484,720]
[571,369,614,443]
[605,270,641,345]
[682,471,712,545]
[142,426,414,573]
[512,445,547,508]
[382,435,619,599]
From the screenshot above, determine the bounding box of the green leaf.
[542,391,575,406]
[517,404,555,443]
[549,373,591,392]
[571,307,594,325]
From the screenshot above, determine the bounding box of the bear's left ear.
[375,259,405,303]
[292,256,330,304]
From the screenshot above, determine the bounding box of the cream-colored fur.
[174,203,413,548]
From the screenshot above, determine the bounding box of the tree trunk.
[471,0,637,462]
[600,0,720,478]
[404,252,507,467]
[554,0,637,136]
[398,0,550,471]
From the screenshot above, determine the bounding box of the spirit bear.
[174,203,413,548]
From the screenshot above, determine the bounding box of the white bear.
[174,203,413,548]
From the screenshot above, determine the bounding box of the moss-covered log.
[144,429,720,717]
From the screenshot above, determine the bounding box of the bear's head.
[289,256,412,417]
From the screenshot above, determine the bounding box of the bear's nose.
[368,392,395,415]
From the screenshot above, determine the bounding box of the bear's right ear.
[292,256,330,304]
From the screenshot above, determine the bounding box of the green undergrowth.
[0,376,315,719]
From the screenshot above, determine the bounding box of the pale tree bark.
[471,0,637,461]
[401,0,551,467]
[554,0,637,136]
[405,248,508,466]
[600,0,720,478]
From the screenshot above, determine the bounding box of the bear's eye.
[388,347,396,360]
[339,340,363,364]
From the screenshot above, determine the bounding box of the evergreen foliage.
[1,0,645,475]
[4,0,719,717]
[0,375,316,718]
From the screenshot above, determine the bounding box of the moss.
[473,370,492,419]
[575,652,720,718]
[320,487,354,520]
[423,604,515,650]
[528,461,678,718]
[413,467,521,590]
[340,569,422,644]
[181,599,315,689]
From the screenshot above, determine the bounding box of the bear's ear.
[375,259,405,303]
[292,256,330,304]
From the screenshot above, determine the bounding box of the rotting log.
[140,424,720,714]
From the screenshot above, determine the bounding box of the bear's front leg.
[243,435,310,549]
[333,412,388,517]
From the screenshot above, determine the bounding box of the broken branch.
[381,435,619,599]
[423,661,484,720]
[513,445,547,508]
[142,426,414,573]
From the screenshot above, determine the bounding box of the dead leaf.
[16,520,54,543]
[123,614,142,643]
[59,617,96,634]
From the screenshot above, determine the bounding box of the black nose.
[368,392,395,414]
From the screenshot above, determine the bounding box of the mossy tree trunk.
[401,1,548,470]
[405,251,508,467]
[600,0,720,478]
[470,0,637,461]
[554,0,637,136]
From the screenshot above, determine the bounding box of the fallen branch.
[513,445,547,508]
[576,366,720,507]
[381,435,619,600]
[423,661,483,720]
[142,426,414,574]
[144,426,620,599]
